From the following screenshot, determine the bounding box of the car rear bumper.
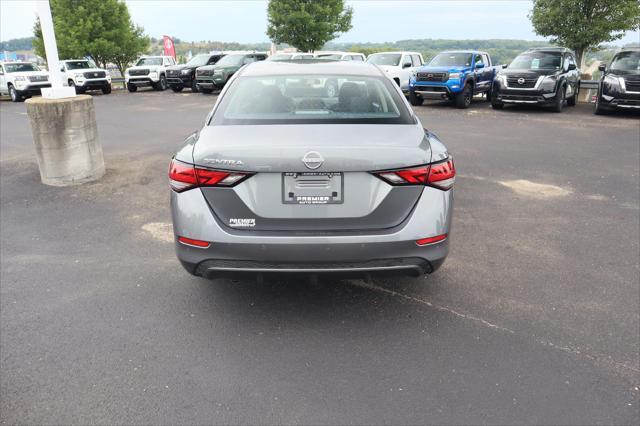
[171,186,453,277]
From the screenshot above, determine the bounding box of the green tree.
[530,0,640,69]
[266,0,353,52]
[33,0,149,75]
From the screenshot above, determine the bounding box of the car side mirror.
[475,63,485,69]
[568,63,577,71]
[60,66,64,72]
[403,62,412,69]
[598,63,606,72]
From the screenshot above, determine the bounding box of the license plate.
[282,172,343,205]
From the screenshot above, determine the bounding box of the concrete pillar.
[25,95,105,186]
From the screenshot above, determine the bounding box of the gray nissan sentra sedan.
[169,60,455,279]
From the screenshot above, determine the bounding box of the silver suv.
[169,61,454,279]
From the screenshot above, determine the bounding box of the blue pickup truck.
[409,50,503,108]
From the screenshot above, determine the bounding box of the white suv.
[0,62,50,102]
[125,55,176,92]
[61,59,112,94]
[366,51,424,92]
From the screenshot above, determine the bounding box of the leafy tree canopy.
[33,0,149,74]
[530,0,640,68]
[266,0,353,52]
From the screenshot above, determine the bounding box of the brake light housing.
[373,157,455,190]
[169,159,252,192]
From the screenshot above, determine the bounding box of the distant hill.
[0,37,34,51]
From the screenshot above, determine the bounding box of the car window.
[243,56,256,65]
[212,74,414,125]
[430,53,473,67]
[342,55,353,61]
[256,55,267,61]
[610,51,640,72]
[510,52,562,71]
[411,55,422,66]
[4,63,40,73]
[483,54,490,66]
[401,56,411,67]
[475,54,485,66]
[367,54,402,66]
[136,57,162,66]
[351,55,364,62]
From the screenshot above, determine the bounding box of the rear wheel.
[127,83,137,92]
[455,83,472,108]
[171,85,184,92]
[567,89,577,106]
[409,90,424,106]
[552,85,565,113]
[101,85,112,95]
[8,85,22,102]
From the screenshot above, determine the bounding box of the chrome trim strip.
[505,75,545,91]
[205,265,423,273]
[502,99,539,104]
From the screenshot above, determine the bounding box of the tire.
[171,85,184,93]
[594,94,609,115]
[68,79,79,94]
[325,79,338,97]
[101,85,112,95]
[8,85,22,102]
[552,85,565,113]
[567,86,577,106]
[491,98,504,109]
[455,83,472,108]
[200,88,213,94]
[127,83,137,92]
[154,74,167,91]
[409,90,424,106]
[190,79,199,92]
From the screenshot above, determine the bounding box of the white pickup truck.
[0,61,50,102]
[366,51,424,92]
[61,59,111,94]
[125,55,176,92]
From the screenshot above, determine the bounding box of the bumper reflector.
[416,234,447,246]
[178,236,211,248]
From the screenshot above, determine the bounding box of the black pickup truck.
[166,53,225,92]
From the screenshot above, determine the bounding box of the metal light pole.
[36,0,75,99]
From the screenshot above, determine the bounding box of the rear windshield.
[509,52,562,70]
[316,54,342,60]
[367,54,402,66]
[211,74,414,125]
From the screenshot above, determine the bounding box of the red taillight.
[416,234,447,246]
[169,159,251,192]
[178,236,211,248]
[374,157,455,190]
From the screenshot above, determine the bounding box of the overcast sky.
[1,0,639,45]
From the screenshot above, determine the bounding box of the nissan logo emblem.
[518,77,525,85]
[302,151,324,170]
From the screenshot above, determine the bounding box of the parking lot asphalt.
[1,89,639,425]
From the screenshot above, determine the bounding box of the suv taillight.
[168,159,251,192]
[373,157,455,190]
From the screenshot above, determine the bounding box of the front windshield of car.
[211,74,413,125]
[4,63,40,73]
[136,57,163,66]
[214,54,245,67]
[269,54,293,61]
[186,55,210,67]
[429,53,473,67]
[316,54,342,60]
[610,51,640,72]
[65,61,92,70]
[509,52,563,70]
[367,54,402,66]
